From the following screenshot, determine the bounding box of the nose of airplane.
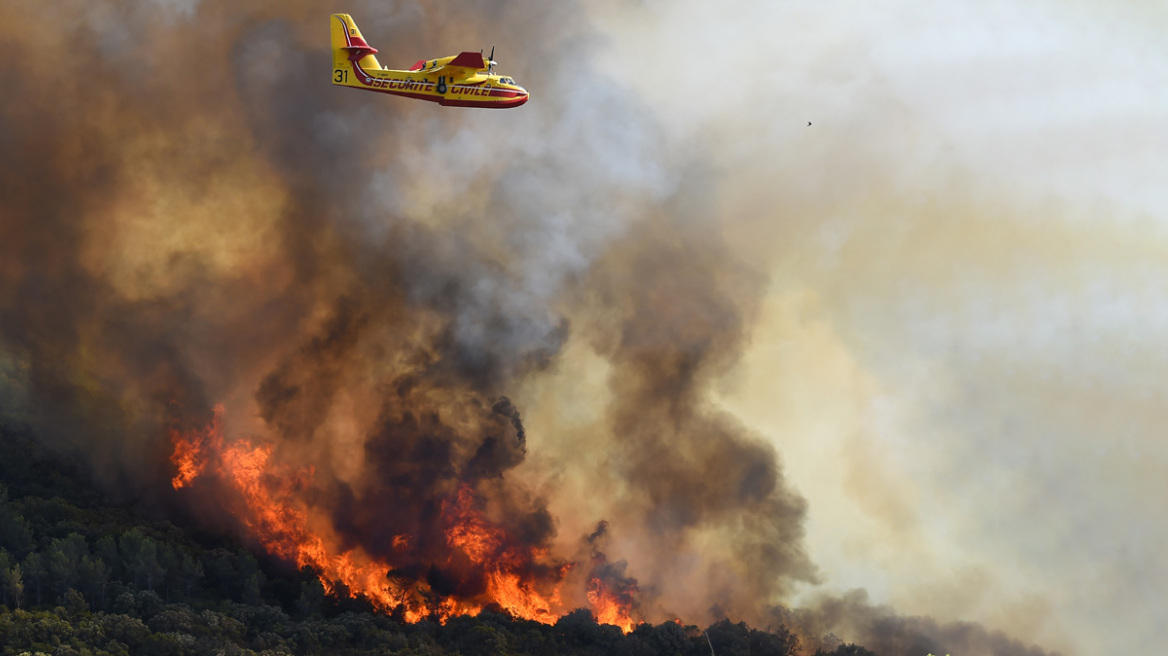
[512,87,529,107]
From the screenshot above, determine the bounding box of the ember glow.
[170,407,633,628]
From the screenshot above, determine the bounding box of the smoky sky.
[1,0,1130,654]
[581,1,1168,654]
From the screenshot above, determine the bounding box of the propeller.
[487,45,497,74]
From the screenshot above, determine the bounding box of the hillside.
[0,425,870,656]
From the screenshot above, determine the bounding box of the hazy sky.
[2,1,1165,654]
[560,1,1167,654]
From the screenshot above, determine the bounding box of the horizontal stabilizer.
[341,39,379,63]
[342,46,379,62]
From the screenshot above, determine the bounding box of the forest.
[0,425,874,656]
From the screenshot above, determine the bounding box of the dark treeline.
[0,426,872,656]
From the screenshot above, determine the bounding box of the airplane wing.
[413,51,487,78]
[445,51,488,72]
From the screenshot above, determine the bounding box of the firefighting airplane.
[330,14,529,109]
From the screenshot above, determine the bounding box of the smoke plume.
[0,0,814,625]
[0,0,1099,654]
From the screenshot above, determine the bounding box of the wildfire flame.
[587,575,638,633]
[169,405,637,629]
[169,405,223,490]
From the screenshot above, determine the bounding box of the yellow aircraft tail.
[331,13,382,82]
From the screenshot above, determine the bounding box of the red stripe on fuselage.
[440,95,528,108]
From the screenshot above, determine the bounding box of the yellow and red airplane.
[330,14,529,109]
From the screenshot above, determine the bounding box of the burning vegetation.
[169,403,636,630]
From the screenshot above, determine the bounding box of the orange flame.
[169,405,638,630]
[442,486,567,624]
[587,576,637,633]
[170,404,224,489]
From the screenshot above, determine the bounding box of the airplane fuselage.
[334,64,529,109]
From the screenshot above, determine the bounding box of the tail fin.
[331,13,381,82]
